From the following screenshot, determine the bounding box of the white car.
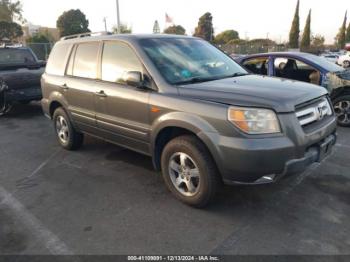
[321,54,339,64]
[338,52,350,68]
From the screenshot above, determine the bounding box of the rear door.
[64,42,101,132]
[94,40,151,154]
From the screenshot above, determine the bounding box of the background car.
[337,51,350,68]
[235,52,350,126]
[321,53,339,64]
[0,45,45,116]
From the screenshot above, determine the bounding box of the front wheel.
[0,90,12,116]
[343,61,350,68]
[161,135,220,208]
[53,107,84,150]
[333,95,350,127]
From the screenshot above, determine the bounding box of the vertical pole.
[116,0,121,34]
[103,17,107,32]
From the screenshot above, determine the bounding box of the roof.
[242,52,315,58]
[59,33,198,44]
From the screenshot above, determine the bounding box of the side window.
[243,57,269,75]
[46,43,72,76]
[72,42,99,79]
[101,41,143,83]
[275,57,321,85]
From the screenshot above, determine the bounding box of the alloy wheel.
[334,100,350,125]
[168,152,201,197]
[56,115,70,144]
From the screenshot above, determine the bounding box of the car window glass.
[275,57,321,85]
[243,57,269,75]
[73,42,99,79]
[0,49,35,64]
[46,43,72,76]
[101,41,143,83]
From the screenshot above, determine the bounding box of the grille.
[296,97,333,128]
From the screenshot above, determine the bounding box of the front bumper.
[200,116,337,185]
[5,87,42,102]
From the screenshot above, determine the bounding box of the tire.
[0,90,12,116]
[161,135,221,208]
[343,61,350,68]
[333,94,350,127]
[53,107,84,150]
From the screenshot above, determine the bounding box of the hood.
[178,75,327,113]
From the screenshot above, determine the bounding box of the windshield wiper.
[224,72,250,78]
[175,72,249,85]
[175,76,222,85]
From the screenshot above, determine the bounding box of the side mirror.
[124,71,143,88]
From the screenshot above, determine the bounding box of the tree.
[0,0,24,22]
[0,21,22,41]
[193,12,214,42]
[213,30,239,45]
[56,9,90,37]
[336,11,347,48]
[26,32,51,43]
[163,25,186,35]
[311,34,325,49]
[300,9,311,50]
[113,23,132,34]
[346,21,350,43]
[289,0,300,48]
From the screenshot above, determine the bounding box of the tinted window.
[0,49,35,64]
[101,41,142,83]
[46,43,72,75]
[73,42,99,79]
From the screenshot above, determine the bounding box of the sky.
[21,0,349,44]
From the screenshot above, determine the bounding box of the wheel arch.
[151,113,220,172]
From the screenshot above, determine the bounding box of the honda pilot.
[41,33,337,207]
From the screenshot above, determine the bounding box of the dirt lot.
[0,103,349,255]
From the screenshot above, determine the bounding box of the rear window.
[72,42,99,79]
[46,43,73,76]
[0,49,36,64]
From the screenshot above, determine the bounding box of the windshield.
[139,38,248,85]
[303,53,344,72]
[0,49,36,64]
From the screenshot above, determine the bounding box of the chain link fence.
[220,43,287,55]
[25,43,54,61]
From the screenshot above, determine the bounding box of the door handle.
[61,84,69,91]
[95,90,107,98]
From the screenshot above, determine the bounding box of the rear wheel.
[161,135,220,208]
[343,61,350,68]
[333,95,350,127]
[53,107,84,150]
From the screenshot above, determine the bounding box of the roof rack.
[60,31,112,41]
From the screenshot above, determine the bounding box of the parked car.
[41,34,337,207]
[337,51,350,68]
[0,45,45,115]
[236,52,350,126]
[320,53,339,64]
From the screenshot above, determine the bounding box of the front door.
[94,41,151,154]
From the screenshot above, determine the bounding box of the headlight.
[228,106,281,134]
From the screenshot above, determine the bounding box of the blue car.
[236,52,350,126]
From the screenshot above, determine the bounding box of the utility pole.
[116,0,121,34]
[103,17,108,32]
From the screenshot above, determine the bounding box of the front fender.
[151,111,218,146]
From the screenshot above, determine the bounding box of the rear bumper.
[6,87,42,102]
